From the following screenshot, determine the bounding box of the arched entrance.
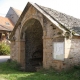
[21,18,43,72]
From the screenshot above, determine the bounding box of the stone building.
[10,2,80,71]
[6,7,22,25]
[0,16,14,42]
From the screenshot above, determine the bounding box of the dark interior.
[25,19,43,72]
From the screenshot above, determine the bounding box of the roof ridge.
[10,2,80,37]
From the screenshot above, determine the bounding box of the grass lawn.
[0,61,80,80]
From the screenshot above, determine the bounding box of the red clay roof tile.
[0,16,14,31]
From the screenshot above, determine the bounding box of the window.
[53,42,64,61]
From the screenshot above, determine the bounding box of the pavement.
[0,56,10,63]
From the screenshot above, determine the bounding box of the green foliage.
[0,62,80,80]
[6,60,21,71]
[0,42,10,55]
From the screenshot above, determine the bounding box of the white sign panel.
[53,42,64,60]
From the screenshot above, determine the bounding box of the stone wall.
[10,27,21,63]
[64,37,80,69]
[20,41,25,68]
[43,18,80,70]
[43,17,80,70]
[43,16,64,69]
[10,41,19,62]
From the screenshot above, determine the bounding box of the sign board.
[53,42,64,61]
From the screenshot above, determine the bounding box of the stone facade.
[64,37,80,69]
[10,3,80,71]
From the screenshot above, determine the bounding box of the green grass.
[0,62,80,80]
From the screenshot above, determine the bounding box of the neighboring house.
[0,7,22,42]
[0,16,14,42]
[10,2,80,71]
[6,7,22,25]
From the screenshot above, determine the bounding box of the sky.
[0,0,80,19]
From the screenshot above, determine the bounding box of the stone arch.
[20,18,43,71]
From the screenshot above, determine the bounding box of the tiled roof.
[0,16,14,31]
[38,5,80,35]
[0,25,9,31]
[11,2,80,37]
[11,7,22,17]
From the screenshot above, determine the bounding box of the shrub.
[0,43,10,55]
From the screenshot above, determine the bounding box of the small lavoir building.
[10,2,80,71]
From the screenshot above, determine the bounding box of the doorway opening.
[24,19,43,71]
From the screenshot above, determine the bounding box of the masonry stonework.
[64,37,80,69]
[10,3,80,71]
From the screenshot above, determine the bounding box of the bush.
[0,43,10,55]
